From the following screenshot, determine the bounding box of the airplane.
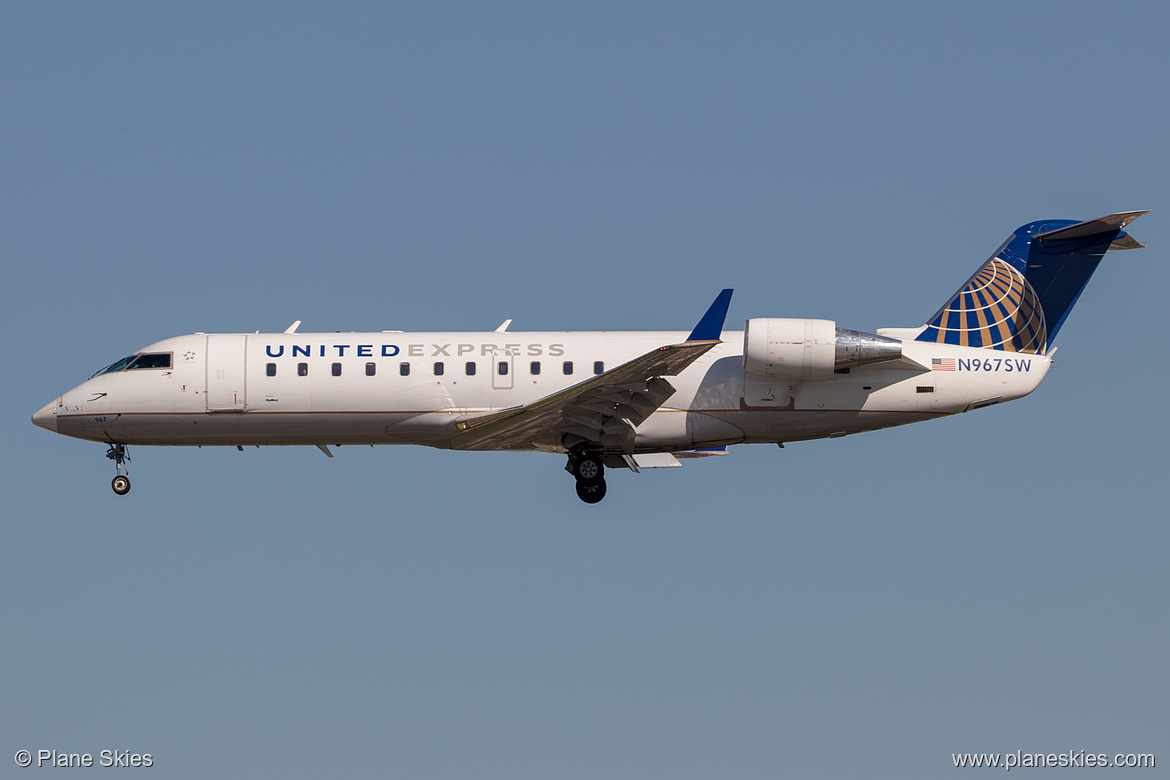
[32,211,1147,503]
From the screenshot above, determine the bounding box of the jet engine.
[743,318,903,378]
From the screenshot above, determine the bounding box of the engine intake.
[743,318,902,378]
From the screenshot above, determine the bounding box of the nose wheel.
[106,443,131,495]
[567,451,607,504]
[575,478,607,503]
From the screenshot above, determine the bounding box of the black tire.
[111,475,131,495]
[575,477,607,504]
[573,455,604,484]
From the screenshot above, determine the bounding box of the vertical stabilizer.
[916,211,1147,352]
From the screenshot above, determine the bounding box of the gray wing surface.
[451,341,719,453]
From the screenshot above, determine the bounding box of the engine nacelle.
[743,318,902,378]
[744,318,836,378]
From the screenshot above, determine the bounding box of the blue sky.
[3,2,1166,777]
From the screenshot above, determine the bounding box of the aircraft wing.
[451,340,720,453]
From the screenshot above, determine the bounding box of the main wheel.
[111,475,131,495]
[573,455,604,484]
[576,477,607,504]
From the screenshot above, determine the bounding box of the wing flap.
[629,452,683,469]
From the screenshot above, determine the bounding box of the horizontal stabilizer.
[1109,234,1145,251]
[1034,210,1148,242]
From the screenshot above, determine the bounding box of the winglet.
[687,289,734,342]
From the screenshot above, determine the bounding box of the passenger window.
[266,363,276,377]
[400,362,410,376]
[465,362,476,376]
[594,361,604,375]
[365,362,376,376]
[530,361,541,375]
[298,363,308,377]
[434,361,445,376]
[332,362,342,377]
[498,361,508,376]
[563,361,573,375]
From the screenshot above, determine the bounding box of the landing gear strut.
[106,443,131,495]
[567,451,606,504]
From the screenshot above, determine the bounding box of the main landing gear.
[106,443,131,495]
[568,451,607,504]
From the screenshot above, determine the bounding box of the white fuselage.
[36,329,1050,453]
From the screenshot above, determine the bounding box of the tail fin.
[916,211,1148,353]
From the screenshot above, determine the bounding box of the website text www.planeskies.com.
[953,750,1154,770]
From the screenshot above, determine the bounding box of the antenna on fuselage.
[495,319,512,333]
[285,320,302,334]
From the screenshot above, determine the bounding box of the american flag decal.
[932,358,956,371]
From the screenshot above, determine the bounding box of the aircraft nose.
[32,398,59,433]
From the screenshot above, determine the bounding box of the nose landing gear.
[567,451,607,504]
[106,443,131,495]
[575,478,607,503]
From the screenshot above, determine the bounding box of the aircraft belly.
[633,411,688,449]
[67,411,457,447]
[382,411,458,447]
[633,410,746,451]
[54,410,176,445]
[732,408,941,443]
[690,411,746,447]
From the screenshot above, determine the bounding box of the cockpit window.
[93,355,138,377]
[130,353,171,370]
[92,352,172,377]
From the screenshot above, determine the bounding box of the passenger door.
[205,334,248,412]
